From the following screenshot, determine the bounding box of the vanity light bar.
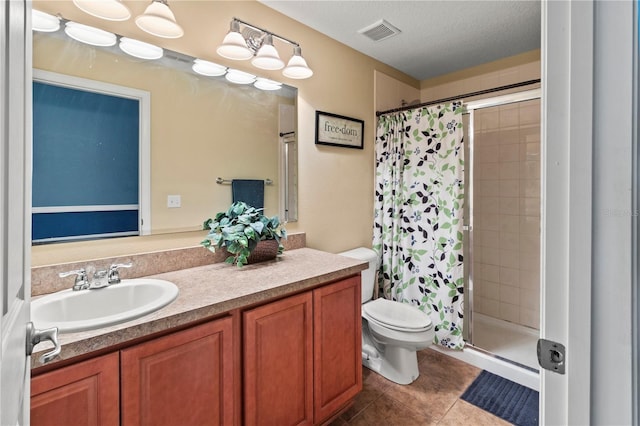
[31,9,286,90]
[217,17,313,79]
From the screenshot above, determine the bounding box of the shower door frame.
[462,88,542,350]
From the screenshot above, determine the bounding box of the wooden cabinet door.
[313,276,362,424]
[31,352,120,426]
[121,317,235,426]
[243,291,313,426]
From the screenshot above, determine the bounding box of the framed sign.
[315,111,364,149]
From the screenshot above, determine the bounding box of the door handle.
[26,322,61,364]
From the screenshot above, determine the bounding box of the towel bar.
[216,177,272,185]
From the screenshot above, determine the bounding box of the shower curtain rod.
[375,78,541,117]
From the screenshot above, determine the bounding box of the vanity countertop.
[31,248,367,370]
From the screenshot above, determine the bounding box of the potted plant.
[201,201,287,267]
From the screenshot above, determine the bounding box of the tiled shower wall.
[472,99,540,329]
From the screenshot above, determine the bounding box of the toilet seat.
[363,298,432,332]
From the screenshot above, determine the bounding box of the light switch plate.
[167,195,181,208]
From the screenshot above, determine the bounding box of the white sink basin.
[32,279,179,333]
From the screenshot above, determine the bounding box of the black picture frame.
[315,110,364,149]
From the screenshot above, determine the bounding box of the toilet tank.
[338,247,379,303]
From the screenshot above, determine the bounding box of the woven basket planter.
[246,239,280,264]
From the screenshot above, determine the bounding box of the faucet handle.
[59,268,89,291]
[108,262,132,284]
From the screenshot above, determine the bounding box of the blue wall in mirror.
[32,81,140,242]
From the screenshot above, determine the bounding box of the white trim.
[32,69,151,235]
[589,2,634,424]
[633,1,640,422]
[542,1,596,424]
[32,204,138,214]
[33,69,147,102]
[1,2,31,424]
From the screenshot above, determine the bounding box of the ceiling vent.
[358,19,401,42]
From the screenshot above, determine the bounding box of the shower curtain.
[373,102,465,349]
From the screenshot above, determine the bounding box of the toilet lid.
[363,298,432,331]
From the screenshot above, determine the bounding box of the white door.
[541,1,635,424]
[0,0,31,425]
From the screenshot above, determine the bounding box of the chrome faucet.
[60,262,133,291]
[90,269,109,289]
[108,263,132,284]
[59,268,89,291]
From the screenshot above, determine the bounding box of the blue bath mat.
[461,370,539,426]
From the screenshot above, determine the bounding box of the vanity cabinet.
[243,276,362,425]
[313,276,362,423]
[121,318,235,426]
[31,275,362,426]
[31,352,120,426]
[244,291,314,425]
[31,317,235,426]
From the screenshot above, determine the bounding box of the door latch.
[26,322,61,364]
[537,338,565,374]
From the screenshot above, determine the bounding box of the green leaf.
[250,222,264,235]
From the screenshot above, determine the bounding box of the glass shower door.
[464,95,541,370]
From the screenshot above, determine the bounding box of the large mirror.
[32,26,297,245]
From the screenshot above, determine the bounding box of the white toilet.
[339,247,435,385]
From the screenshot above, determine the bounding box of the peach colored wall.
[375,71,421,112]
[421,50,540,103]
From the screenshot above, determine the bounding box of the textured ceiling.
[260,0,541,81]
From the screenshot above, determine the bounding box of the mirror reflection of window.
[32,72,150,243]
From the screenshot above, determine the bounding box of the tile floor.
[330,348,511,425]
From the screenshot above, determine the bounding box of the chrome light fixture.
[72,0,131,21]
[32,10,61,32]
[283,46,313,79]
[217,20,252,60]
[135,0,183,39]
[251,34,284,70]
[217,18,313,79]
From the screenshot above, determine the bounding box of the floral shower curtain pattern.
[372,102,465,349]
